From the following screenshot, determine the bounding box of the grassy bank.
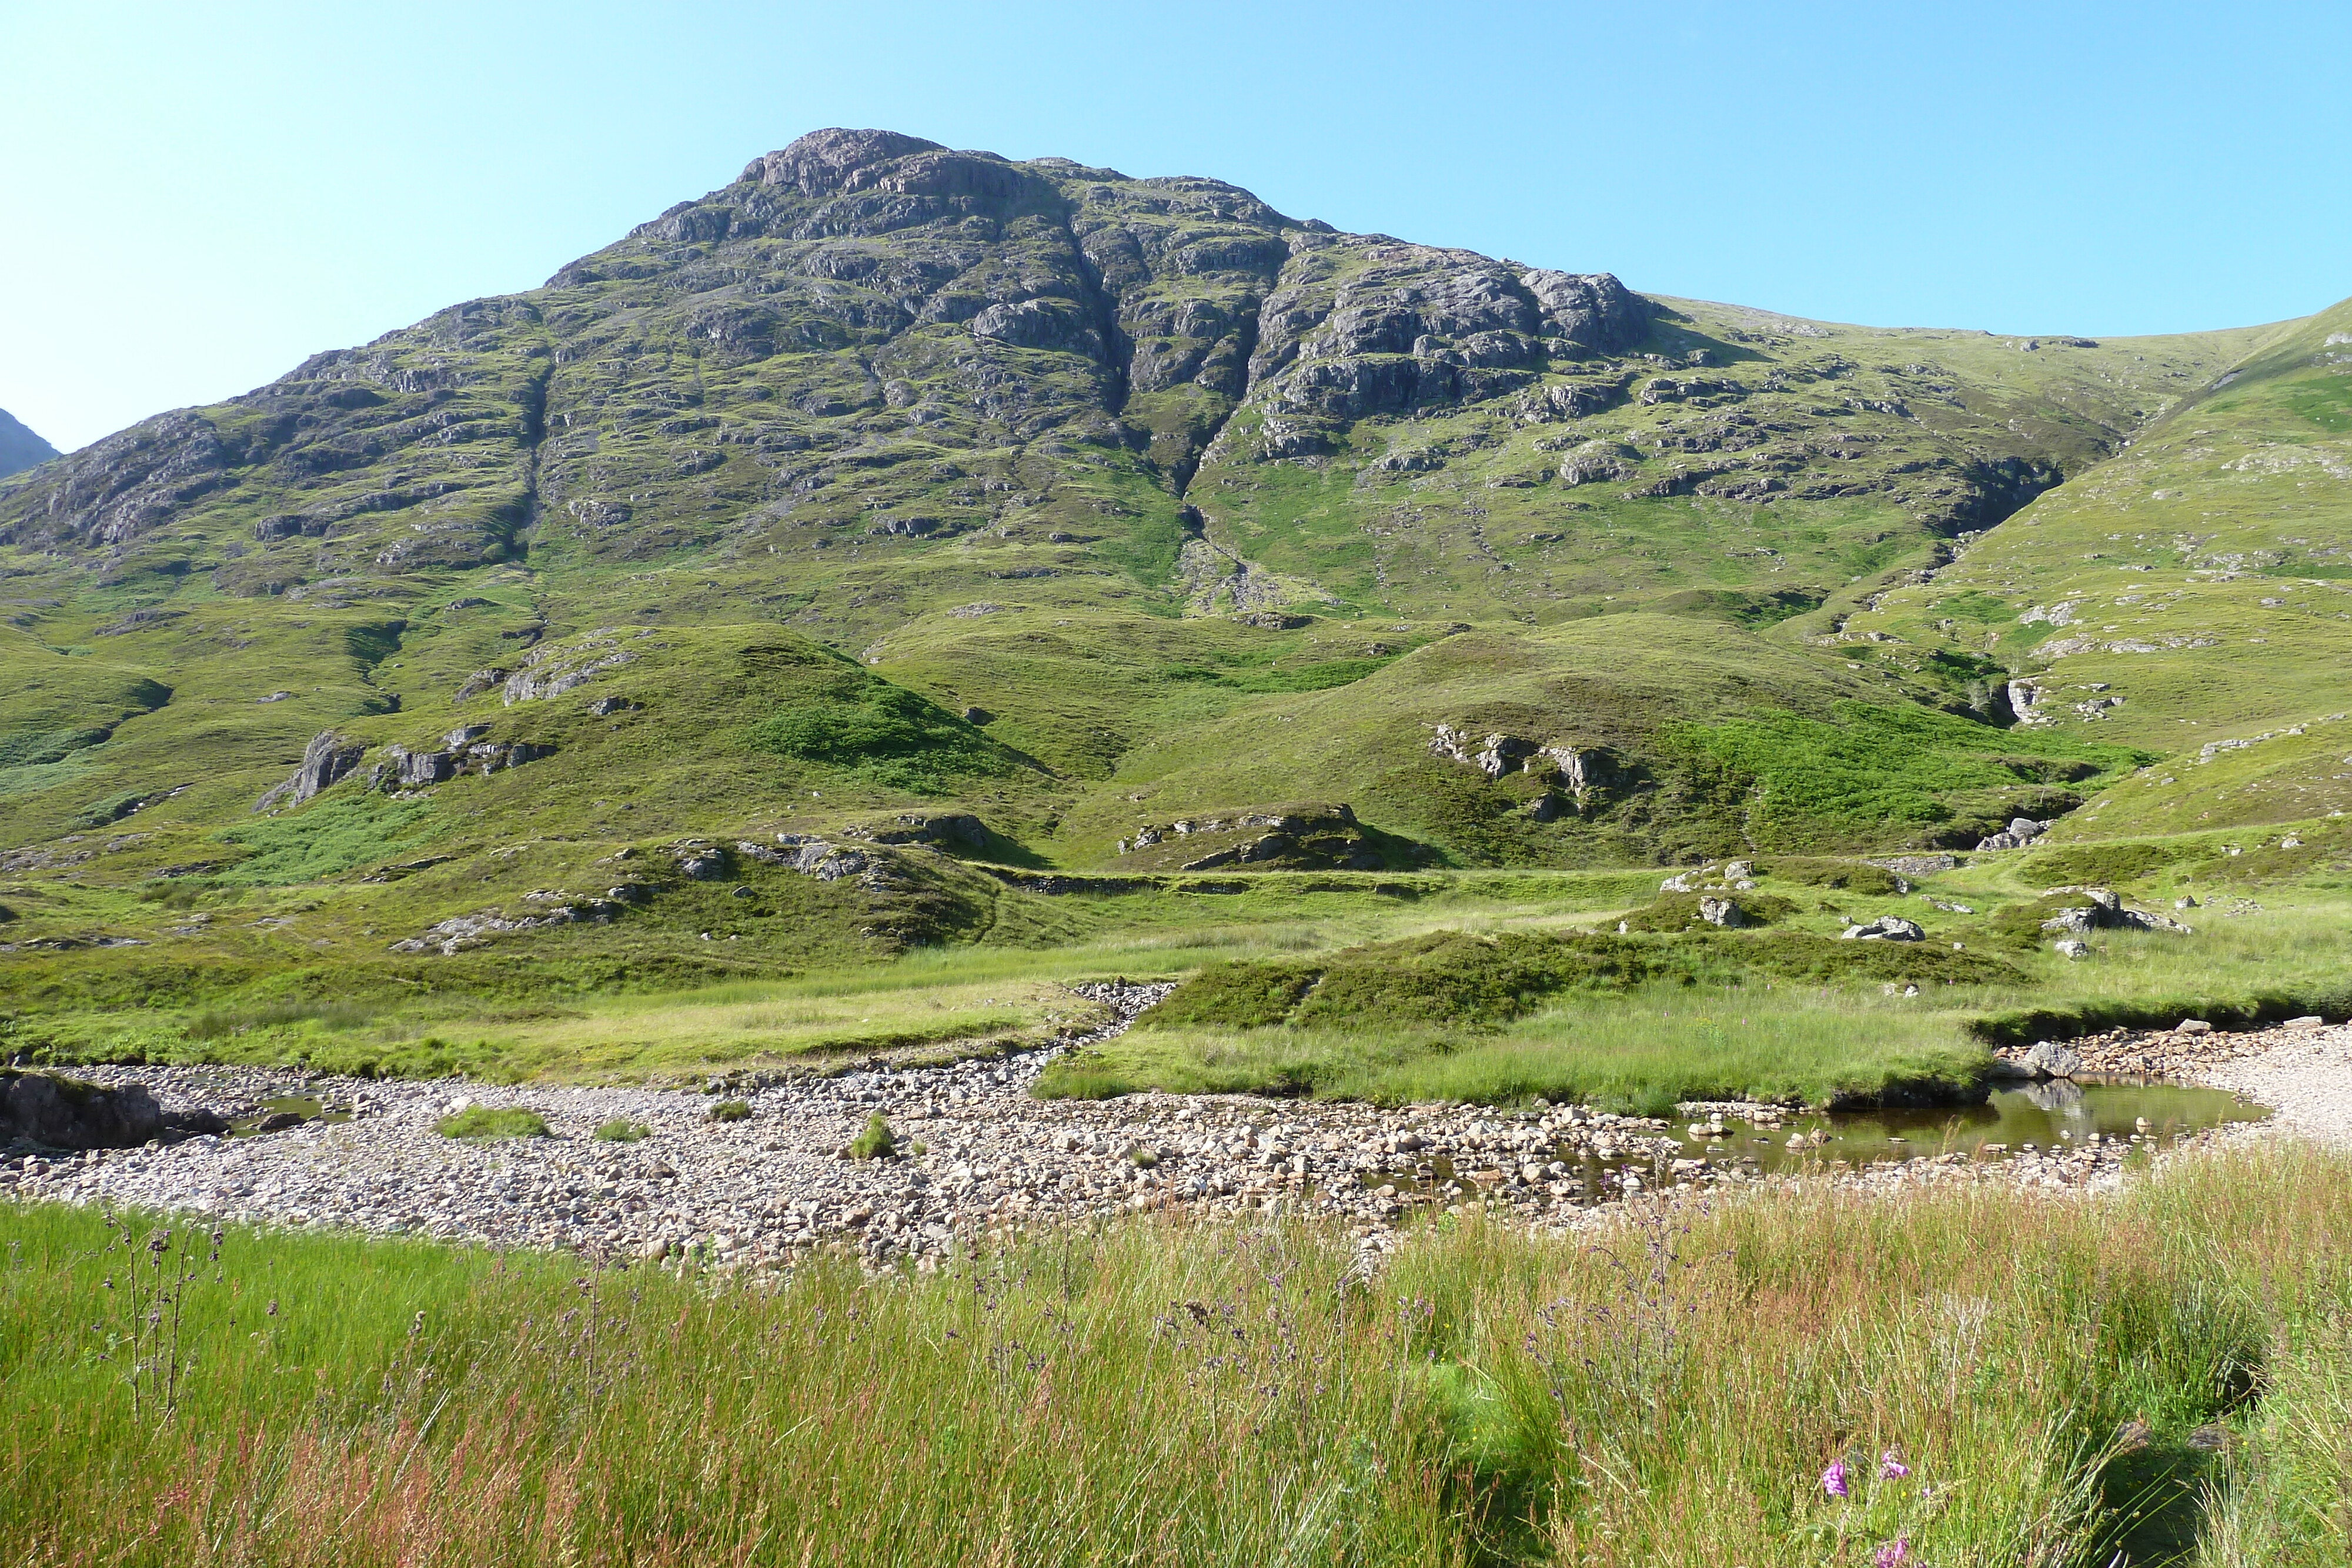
[1039,987,1989,1113]
[6,1144,2351,1565]
[8,844,2349,1106]
[1037,873,2352,1109]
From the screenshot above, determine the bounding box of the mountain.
[0,128,2341,997]
[0,407,58,480]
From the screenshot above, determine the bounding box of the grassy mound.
[436,1106,550,1140]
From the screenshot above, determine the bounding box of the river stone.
[2022,1039,2086,1079]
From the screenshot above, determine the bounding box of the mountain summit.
[0,129,2344,968]
[0,406,58,480]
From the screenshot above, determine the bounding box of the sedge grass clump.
[705,1099,751,1124]
[436,1106,549,1141]
[848,1112,896,1159]
[593,1118,650,1142]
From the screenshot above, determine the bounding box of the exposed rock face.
[255,730,363,811]
[503,636,642,705]
[1429,726,1623,809]
[2021,1039,2086,1079]
[1518,270,1652,356]
[2,1069,165,1149]
[1112,804,1387,871]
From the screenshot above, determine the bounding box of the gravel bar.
[11,992,2336,1270]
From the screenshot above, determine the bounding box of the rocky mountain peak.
[0,406,59,480]
[737,128,950,196]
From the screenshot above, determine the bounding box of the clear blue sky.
[5,1,2348,452]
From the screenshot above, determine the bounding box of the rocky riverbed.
[5,988,2324,1270]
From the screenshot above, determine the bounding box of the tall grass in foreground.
[4,1145,2348,1566]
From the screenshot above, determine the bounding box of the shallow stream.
[1367,1077,2270,1206]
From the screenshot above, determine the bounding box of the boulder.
[1698,895,1743,928]
[2,1069,165,1149]
[1841,915,1925,942]
[2021,1039,2086,1079]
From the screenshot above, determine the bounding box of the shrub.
[437,1106,549,1141]
[848,1113,896,1159]
[593,1118,650,1142]
[706,1100,751,1124]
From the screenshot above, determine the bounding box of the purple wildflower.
[1874,1536,1910,1567]
[1822,1459,1850,1499]
[1879,1447,1910,1480]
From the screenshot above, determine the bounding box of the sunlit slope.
[0,125,2327,925]
[1181,295,2258,630]
[1847,298,2352,781]
[1032,614,2143,866]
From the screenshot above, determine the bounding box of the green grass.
[1042,985,1989,1113]
[847,1111,896,1158]
[6,1144,2350,1563]
[436,1105,549,1140]
[592,1117,648,1142]
[212,795,440,886]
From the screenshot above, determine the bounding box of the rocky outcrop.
[1698,895,1744,928]
[382,724,552,788]
[502,633,645,705]
[1975,816,2049,851]
[1428,726,1625,809]
[1518,270,1652,356]
[2039,888,2194,937]
[2,1069,165,1149]
[1988,1039,2088,1081]
[1841,915,1926,942]
[388,896,625,956]
[255,730,363,812]
[1113,804,1387,871]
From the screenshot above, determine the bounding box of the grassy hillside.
[0,127,2347,1078]
[1847,299,2352,775]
